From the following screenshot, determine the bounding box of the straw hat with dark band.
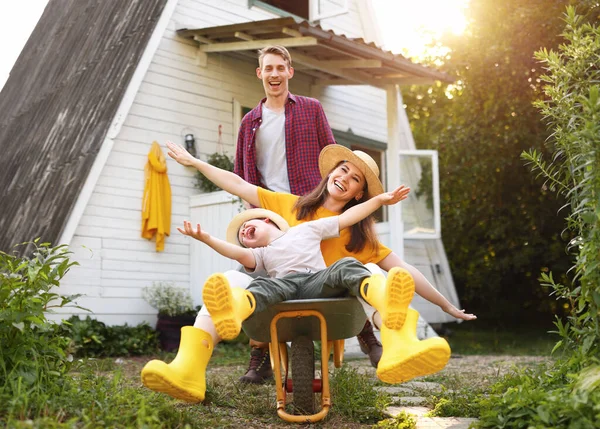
[226,208,290,247]
[318,145,384,198]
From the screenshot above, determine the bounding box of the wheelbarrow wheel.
[291,335,315,414]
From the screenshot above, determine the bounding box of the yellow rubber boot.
[360,267,415,330]
[202,273,256,340]
[141,326,213,402]
[376,308,451,384]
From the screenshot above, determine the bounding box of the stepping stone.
[415,416,478,428]
[386,406,431,417]
[402,381,443,393]
[375,386,415,396]
[394,396,426,406]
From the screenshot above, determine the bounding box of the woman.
[140,142,476,403]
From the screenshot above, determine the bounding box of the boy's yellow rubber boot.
[376,308,451,384]
[360,267,415,330]
[203,273,256,340]
[141,326,213,402]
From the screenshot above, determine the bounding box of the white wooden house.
[0,0,460,328]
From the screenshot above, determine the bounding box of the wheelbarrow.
[241,297,366,424]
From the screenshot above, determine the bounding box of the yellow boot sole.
[383,267,415,330]
[141,360,205,402]
[203,273,244,340]
[376,337,451,384]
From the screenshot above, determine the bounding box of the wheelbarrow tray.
[241,297,366,343]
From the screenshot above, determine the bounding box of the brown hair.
[293,162,379,255]
[258,45,292,69]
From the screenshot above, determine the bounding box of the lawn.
[1,325,557,428]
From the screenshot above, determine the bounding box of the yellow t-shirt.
[257,187,392,266]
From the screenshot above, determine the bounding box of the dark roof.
[0,0,168,253]
[178,17,453,86]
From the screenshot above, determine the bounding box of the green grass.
[445,323,557,355]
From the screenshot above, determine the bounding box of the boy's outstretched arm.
[338,185,410,230]
[166,141,261,207]
[177,221,257,269]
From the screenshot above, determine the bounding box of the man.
[233,45,383,384]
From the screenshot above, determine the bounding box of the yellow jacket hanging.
[142,141,171,251]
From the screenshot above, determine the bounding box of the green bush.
[195,152,234,193]
[67,315,159,357]
[0,241,79,419]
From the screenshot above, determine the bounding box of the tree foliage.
[403,0,578,325]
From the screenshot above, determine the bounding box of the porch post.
[385,84,411,260]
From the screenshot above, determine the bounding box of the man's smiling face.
[256,53,294,99]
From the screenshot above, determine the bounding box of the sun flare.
[372,0,469,60]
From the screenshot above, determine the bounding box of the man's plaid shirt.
[234,93,336,196]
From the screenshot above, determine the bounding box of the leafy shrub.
[195,152,234,193]
[142,281,195,316]
[67,315,159,357]
[0,241,78,419]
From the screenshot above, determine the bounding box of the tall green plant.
[0,241,80,418]
[522,6,600,358]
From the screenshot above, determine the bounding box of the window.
[249,0,348,22]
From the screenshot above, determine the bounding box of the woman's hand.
[177,220,210,242]
[443,304,477,321]
[166,141,196,166]
[378,185,411,206]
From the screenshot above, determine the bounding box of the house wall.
[57,0,399,326]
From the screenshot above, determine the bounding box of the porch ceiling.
[177,17,453,87]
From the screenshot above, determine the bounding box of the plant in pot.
[142,282,198,352]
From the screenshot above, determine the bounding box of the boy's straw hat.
[318,145,384,198]
[226,208,290,247]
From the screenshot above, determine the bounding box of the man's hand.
[177,220,210,243]
[166,141,196,166]
[443,304,477,321]
[378,185,411,206]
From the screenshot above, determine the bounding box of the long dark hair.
[293,161,379,254]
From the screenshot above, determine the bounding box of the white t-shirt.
[255,105,291,193]
[249,217,340,278]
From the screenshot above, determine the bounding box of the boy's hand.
[378,185,411,206]
[166,141,196,166]
[177,220,210,242]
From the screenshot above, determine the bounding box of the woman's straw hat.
[318,145,384,198]
[226,208,290,247]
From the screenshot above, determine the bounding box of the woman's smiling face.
[326,161,366,201]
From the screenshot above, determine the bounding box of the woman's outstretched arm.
[378,252,477,321]
[166,141,260,207]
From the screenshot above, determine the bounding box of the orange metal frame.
[268,310,346,423]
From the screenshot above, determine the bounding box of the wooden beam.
[193,35,213,44]
[318,59,382,69]
[281,27,303,38]
[292,52,369,85]
[313,79,358,86]
[198,36,318,52]
[234,31,255,41]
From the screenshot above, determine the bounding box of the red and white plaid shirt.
[234,93,336,196]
